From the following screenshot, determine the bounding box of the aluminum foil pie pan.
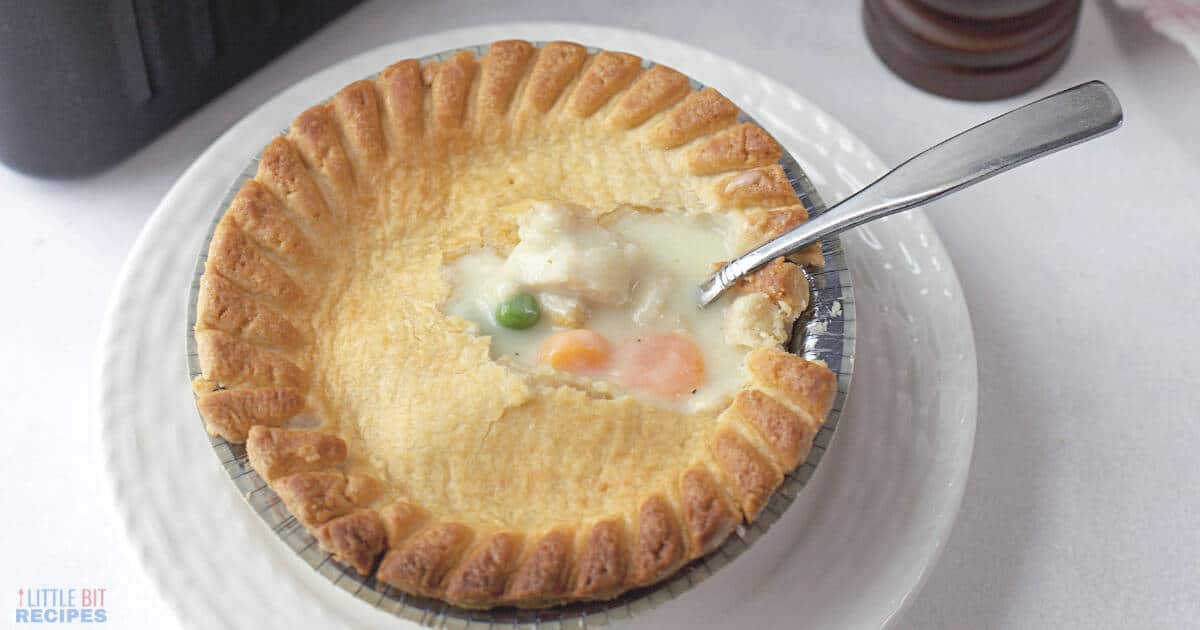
[185,42,855,629]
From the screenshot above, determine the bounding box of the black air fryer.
[0,1,361,179]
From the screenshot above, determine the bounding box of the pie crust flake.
[193,40,837,609]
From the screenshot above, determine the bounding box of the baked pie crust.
[193,40,837,609]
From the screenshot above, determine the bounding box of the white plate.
[98,23,976,630]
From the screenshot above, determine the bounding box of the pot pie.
[192,40,837,609]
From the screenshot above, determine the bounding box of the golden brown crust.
[226,179,316,264]
[632,495,685,585]
[505,528,575,604]
[289,104,356,202]
[477,40,535,119]
[712,428,783,521]
[715,164,797,208]
[331,80,385,169]
[196,40,842,610]
[275,471,382,528]
[379,501,430,548]
[444,532,525,605]
[206,221,303,306]
[345,474,383,504]
[316,509,387,575]
[745,203,809,228]
[195,331,306,392]
[742,205,824,267]
[378,59,423,139]
[568,51,642,117]
[256,137,333,234]
[649,88,739,148]
[572,519,627,598]
[196,273,302,347]
[729,390,815,471]
[245,426,347,481]
[679,467,739,554]
[428,51,477,132]
[610,64,691,129]
[376,523,475,597]
[688,123,782,175]
[523,42,588,113]
[745,347,838,422]
[195,387,304,443]
[739,258,810,316]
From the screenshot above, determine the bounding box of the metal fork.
[698,80,1123,307]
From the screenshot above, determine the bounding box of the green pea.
[496,293,541,330]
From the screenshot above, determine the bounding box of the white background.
[3,1,1198,628]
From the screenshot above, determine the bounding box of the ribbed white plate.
[98,23,976,630]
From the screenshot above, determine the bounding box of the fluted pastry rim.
[191,40,838,609]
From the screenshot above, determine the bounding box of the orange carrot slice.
[538,329,612,373]
[614,331,706,398]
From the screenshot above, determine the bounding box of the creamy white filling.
[503,203,641,305]
[444,202,748,413]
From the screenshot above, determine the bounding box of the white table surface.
[3,2,1197,628]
